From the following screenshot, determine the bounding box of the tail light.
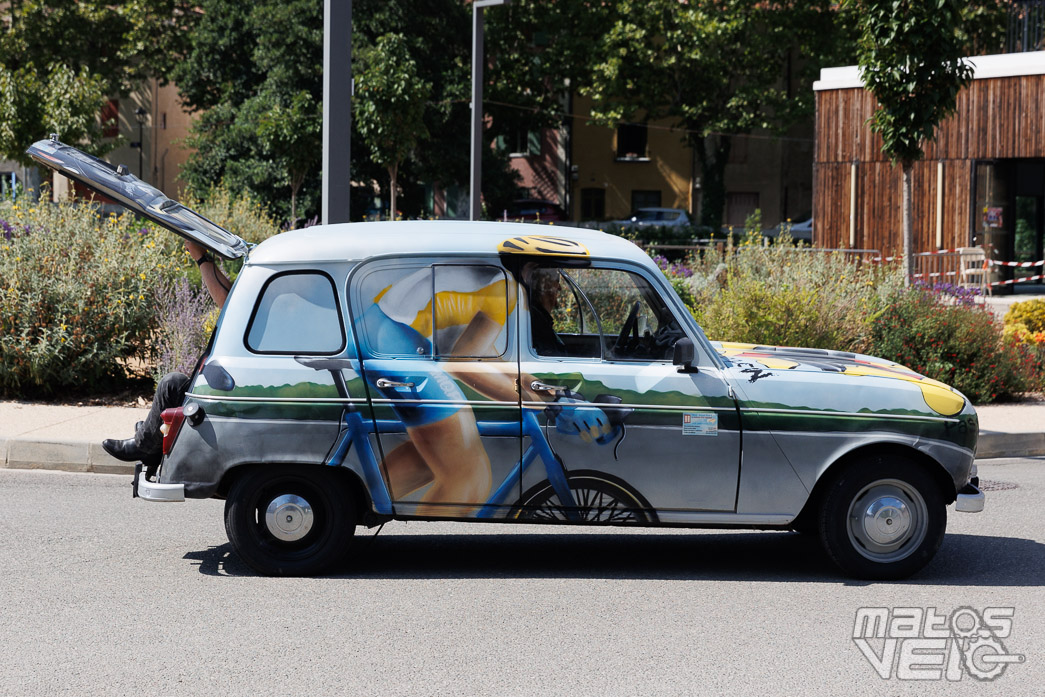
[160,407,186,455]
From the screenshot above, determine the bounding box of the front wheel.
[818,455,946,580]
[512,470,657,524]
[224,465,356,576]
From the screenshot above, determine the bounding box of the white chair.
[958,247,989,297]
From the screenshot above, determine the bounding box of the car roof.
[247,220,653,267]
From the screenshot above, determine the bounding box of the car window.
[529,266,684,361]
[246,272,344,354]
[356,263,512,359]
[356,265,433,357]
[432,264,511,358]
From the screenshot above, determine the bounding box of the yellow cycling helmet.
[498,235,589,257]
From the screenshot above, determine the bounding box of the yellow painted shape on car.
[842,365,965,416]
[498,235,589,257]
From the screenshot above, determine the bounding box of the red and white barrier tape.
[988,259,1045,268]
[988,274,1045,287]
[912,271,959,279]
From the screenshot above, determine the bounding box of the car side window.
[356,263,512,359]
[432,264,511,359]
[246,271,345,354]
[529,266,683,361]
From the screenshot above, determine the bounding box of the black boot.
[102,438,160,466]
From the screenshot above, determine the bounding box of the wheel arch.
[791,442,957,531]
[216,462,372,522]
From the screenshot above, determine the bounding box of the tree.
[353,33,431,218]
[581,0,847,231]
[174,0,324,223]
[0,0,194,164]
[846,0,972,282]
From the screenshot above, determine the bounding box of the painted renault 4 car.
[29,137,984,580]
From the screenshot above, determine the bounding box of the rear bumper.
[955,480,985,513]
[132,463,185,502]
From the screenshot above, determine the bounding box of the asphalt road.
[1,458,1042,697]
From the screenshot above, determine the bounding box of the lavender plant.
[151,276,213,382]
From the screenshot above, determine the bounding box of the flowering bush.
[866,286,1034,403]
[1002,299,1045,392]
[0,195,170,396]
[152,276,213,382]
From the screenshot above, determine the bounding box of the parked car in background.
[613,207,692,228]
[763,218,813,244]
[506,198,567,222]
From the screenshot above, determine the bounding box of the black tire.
[224,465,356,576]
[818,454,946,580]
[512,470,657,524]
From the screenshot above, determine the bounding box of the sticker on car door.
[683,412,718,436]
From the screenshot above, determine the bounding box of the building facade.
[813,52,1045,286]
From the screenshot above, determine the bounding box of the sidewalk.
[1,398,1042,475]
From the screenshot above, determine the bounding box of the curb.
[0,437,135,475]
[977,432,1045,459]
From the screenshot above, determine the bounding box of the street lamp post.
[470,0,510,221]
[133,106,147,180]
[322,0,352,225]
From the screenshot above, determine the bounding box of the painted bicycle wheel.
[512,470,657,524]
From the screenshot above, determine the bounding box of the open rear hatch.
[26,136,248,260]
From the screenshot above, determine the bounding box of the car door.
[26,137,248,260]
[516,262,741,520]
[349,258,523,519]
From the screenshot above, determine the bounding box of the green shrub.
[866,287,1033,403]
[679,241,902,351]
[0,195,170,396]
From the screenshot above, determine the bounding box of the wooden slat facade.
[814,71,1045,254]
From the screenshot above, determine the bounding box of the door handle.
[376,378,415,389]
[530,380,567,395]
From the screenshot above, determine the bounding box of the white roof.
[247,220,651,266]
[814,51,1045,91]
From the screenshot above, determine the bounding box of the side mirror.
[672,338,698,374]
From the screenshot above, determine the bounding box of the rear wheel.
[225,465,356,576]
[818,454,946,580]
[513,471,657,524]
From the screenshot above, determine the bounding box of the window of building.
[631,190,662,211]
[580,188,606,220]
[247,272,345,354]
[101,99,119,138]
[725,192,760,229]
[616,123,648,160]
[501,127,541,157]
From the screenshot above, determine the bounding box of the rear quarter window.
[246,271,345,354]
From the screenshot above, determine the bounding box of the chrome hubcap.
[265,494,314,542]
[862,496,911,544]
[847,479,927,562]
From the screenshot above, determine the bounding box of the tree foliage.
[174,0,324,224]
[354,33,431,218]
[0,0,193,165]
[846,0,973,167]
[845,0,975,280]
